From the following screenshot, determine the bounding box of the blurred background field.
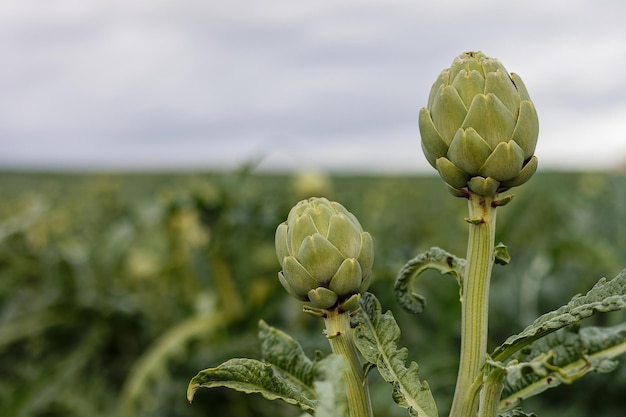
[1,168,626,417]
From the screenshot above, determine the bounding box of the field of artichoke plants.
[1,165,625,417]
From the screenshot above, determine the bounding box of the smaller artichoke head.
[419,51,539,196]
[275,197,374,311]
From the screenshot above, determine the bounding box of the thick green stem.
[324,310,373,417]
[478,363,506,417]
[449,193,497,417]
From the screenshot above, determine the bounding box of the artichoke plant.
[419,51,539,196]
[275,197,374,311]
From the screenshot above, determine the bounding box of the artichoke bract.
[419,51,539,196]
[275,197,374,311]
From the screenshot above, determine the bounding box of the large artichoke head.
[419,51,539,196]
[275,197,374,311]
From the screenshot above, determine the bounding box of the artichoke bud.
[275,197,374,311]
[419,51,539,196]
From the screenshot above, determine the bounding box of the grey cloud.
[2,0,626,170]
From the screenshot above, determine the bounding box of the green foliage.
[188,320,352,416]
[189,358,316,411]
[499,322,626,412]
[354,293,438,417]
[394,247,465,314]
[492,268,626,362]
[188,320,317,412]
[485,267,626,414]
[119,311,229,417]
[2,170,626,417]
[0,170,293,417]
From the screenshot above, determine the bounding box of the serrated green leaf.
[499,409,537,417]
[187,358,316,412]
[354,292,438,417]
[492,268,626,361]
[314,354,349,417]
[394,247,465,314]
[498,323,626,412]
[187,320,318,413]
[259,319,315,387]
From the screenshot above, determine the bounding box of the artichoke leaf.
[451,69,485,108]
[419,108,449,167]
[510,73,531,101]
[436,157,470,189]
[308,287,339,310]
[281,258,318,298]
[478,140,525,182]
[467,176,501,196]
[447,127,492,176]
[427,70,450,109]
[297,234,344,285]
[327,214,362,259]
[463,94,517,149]
[498,323,626,412]
[328,258,362,297]
[305,204,335,237]
[357,232,375,276]
[354,293,438,417]
[289,215,318,257]
[394,247,466,314]
[492,268,626,362]
[484,69,520,115]
[275,223,289,265]
[187,320,319,411]
[510,101,539,159]
[431,85,468,145]
[501,156,538,188]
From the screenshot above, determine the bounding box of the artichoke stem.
[449,192,497,417]
[323,309,373,417]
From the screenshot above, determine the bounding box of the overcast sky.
[2,0,626,173]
